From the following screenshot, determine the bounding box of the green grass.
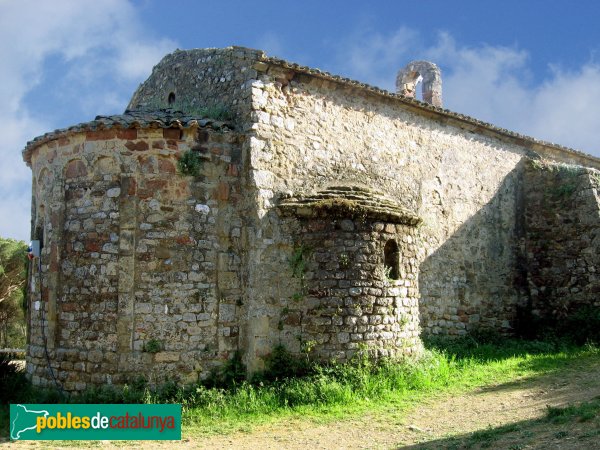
[180,338,600,435]
[546,396,600,424]
[2,338,599,440]
[467,423,522,448]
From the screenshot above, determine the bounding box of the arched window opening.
[396,60,443,107]
[167,92,176,105]
[35,205,46,251]
[384,239,400,280]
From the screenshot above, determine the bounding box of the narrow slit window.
[384,239,400,280]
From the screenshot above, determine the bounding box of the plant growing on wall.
[532,160,583,202]
[198,105,233,121]
[138,98,233,121]
[177,150,203,177]
[549,168,579,201]
[374,265,393,284]
[143,339,162,353]
[289,245,310,279]
[339,252,350,269]
[551,183,577,200]
[398,314,409,329]
[289,245,311,301]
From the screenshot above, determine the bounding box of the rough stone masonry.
[22,46,600,391]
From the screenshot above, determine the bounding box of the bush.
[75,384,129,404]
[204,351,247,388]
[559,306,600,345]
[252,345,311,383]
[177,150,203,177]
[2,337,598,438]
[198,105,232,121]
[0,353,33,437]
[0,353,28,405]
[515,305,600,345]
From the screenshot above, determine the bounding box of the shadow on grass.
[423,334,579,362]
[2,339,598,440]
[424,335,600,399]
[398,397,600,450]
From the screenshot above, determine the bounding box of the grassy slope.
[182,340,600,435]
[2,339,599,444]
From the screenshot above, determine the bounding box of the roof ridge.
[259,53,600,168]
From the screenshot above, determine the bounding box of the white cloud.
[337,29,600,158]
[0,192,34,243]
[256,32,286,59]
[0,113,46,240]
[333,26,420,90]
[526,65,600,152]
[424,33,532,129]
[0,0,177,241]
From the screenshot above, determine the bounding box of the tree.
[0,238,28,348]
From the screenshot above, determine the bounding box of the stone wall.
[24,48,600,389]
[291,218,422,361]
[272,185,424,361]
[127,47,261,125]
[522,160,600,320]
[241,62,532,369]
[27,123,245,390]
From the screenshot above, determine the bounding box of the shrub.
[143,338,162,353]
[557,305,600,345]
[253,345,311,383]
[0,353,28,404]
[0,238,28,348]
[177,150,203,177]
[516,305,600,345]
[204,351,247,388]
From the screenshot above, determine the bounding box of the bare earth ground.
[4,358,600,449]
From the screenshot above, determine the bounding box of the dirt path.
[195,359,600,449]
[5,358,600,449]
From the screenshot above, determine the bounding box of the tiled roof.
[279,185,422,226]
[21,47,600,169]
[22,108,232,164]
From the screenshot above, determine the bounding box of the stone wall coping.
[257,50,600,169]
[21,46,600,170]
[278,185,422,226]
[22,108,233,165]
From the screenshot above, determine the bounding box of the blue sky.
[2,0,600,241]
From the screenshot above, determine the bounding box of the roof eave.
[21,110,233,166]
[260,57,600,169]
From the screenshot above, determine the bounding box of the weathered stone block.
[219,304,236,322]
[154,352,180,363]
[65,160,87,179]
[125,140,149,151]
[88,350,103,363]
